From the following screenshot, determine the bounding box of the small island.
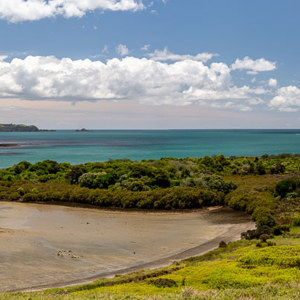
[0,124,55,132]
[75,128,89,132]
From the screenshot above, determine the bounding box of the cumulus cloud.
[270,86,300,111]
[148,47,216,63]
[0,55,8,61]
[231,56,276,74]
[0,55,270,110]
[268,78,277,87]
[0,0,144,22]
[116,44,129,56]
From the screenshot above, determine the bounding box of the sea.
[0,129,299,168]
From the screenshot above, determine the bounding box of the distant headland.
[0,124,55,132]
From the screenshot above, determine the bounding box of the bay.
[0,129,299,168]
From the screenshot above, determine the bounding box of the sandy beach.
[0,201,254,292]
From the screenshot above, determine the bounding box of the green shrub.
[17,187,25,196]
[252,207,276,228]
[270,163,285,174]
[148,278,177,288]
[292,217,300,227]
[273,225,290,235]
[23,193,40,202]
[65,165,87,184]
[219,241,227,248]
[275,176,300,198]
[259,234,270,242]
[8,192,20,201]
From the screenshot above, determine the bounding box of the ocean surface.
[0,129,299,168]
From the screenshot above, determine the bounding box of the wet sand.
[0,201,254,292]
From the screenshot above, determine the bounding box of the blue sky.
[0,0,299,129]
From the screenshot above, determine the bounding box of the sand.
[0,201,254,292]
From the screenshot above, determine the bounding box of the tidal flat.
[0,201,253,292]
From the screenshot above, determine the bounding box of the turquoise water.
[0,130,299,168]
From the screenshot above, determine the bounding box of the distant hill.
[0,124,39,132]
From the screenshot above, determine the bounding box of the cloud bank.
[0,0,144,22]
[0,54,273,112]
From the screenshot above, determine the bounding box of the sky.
[0,0,300,129]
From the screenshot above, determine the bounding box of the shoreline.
[11,199,226,214]
[15,221,253,293]
[0,202,254,293]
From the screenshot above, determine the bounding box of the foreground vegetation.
[0,154,299,299]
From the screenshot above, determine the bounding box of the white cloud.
[102,45,109,53]
[116,44,129,56]
[240,106,252,112]
[148,47,216,63]
[231,56,276,74]
[270,86,300,111]
[268,78,277,87]
[0,0,144,22]
[0,55,269,111]
[141,44,151,51]
[0,55,8,61]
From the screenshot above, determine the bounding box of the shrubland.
[1,154,299,187]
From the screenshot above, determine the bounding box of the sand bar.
[0,201,254,292]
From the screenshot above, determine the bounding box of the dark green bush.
[149,278,177,288]
[23,193,40,202]
[292,218,300,227]
[219,241,227,248]
[259,234,270,242]
[275,176,300,198]
[65,165,87,184]
[270,163,285,174]
[252,207,276,228]
[273,225,290,235]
